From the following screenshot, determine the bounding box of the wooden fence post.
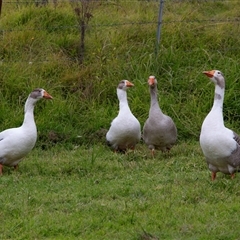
[155,0,164,55]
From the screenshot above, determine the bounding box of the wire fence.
[1,0,240,63]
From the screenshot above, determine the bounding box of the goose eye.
[217,71,221,75]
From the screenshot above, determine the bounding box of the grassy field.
[1,0,240,239]
[1,141,240,239]
[1,1,240,143]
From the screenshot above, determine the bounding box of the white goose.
[143,76,177,156]
[106,80,141,152]
[0,88,53,175]
[200,70,240,180]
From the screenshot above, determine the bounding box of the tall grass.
[0,0,240,147]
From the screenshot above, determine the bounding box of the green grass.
[1,1,240,144]
[1,142,240,239]
[1,1,240,239]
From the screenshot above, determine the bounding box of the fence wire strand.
[1,0,240,64]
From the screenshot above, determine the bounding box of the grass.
[1,1,240,239]
[1,1,240,144]
[1,141,240,239]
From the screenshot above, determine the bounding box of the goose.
[0,88,53,175]
[143,76,177,157]
[106,80,141,152]
[200,70,240,180]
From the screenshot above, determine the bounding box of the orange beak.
[148,76,155,85]
[43,90,53,99]
[125,80,134,87]
[203,70,215,78]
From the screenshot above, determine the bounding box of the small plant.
[70,0,99,64]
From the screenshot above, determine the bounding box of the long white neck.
[22,97,37,128]
[212,84,224,108]
[209,84,225,126]
[117,88,131,113]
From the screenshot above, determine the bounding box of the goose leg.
[151,149,155,158]
[14,165,19,172]
[130,145,135,151]
[211,172,216,181]
[230,173,235,179]
[0,164,3,175]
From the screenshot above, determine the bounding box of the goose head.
[148,76,157,88]
[117,80,134,91]
[29,88,53,100]
[203,70,225,89]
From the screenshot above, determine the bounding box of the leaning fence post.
[155,0,164,55]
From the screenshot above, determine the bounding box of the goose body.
[143,76,177,156]
[200,70,240,180]
[0,88,53,174]
[106,80,141,152]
